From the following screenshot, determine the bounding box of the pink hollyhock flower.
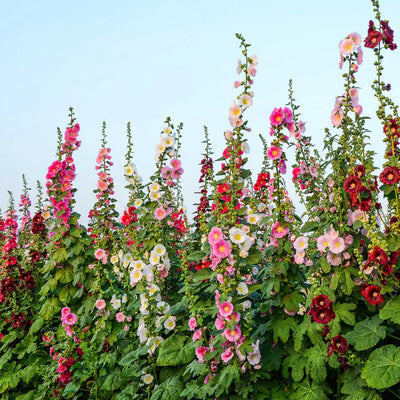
[192,329,202,342]
[208,226,223,245]
[327,252,342,266]
[234,80,241,88]
[356,46,363,65]
[329,236,345,254]
[215,317,226,330]
[95,299,106,310]
[229,101,242,120]
[317,234,330,252]
[94,248,106,260]
[293,236,309,252]
[349,32,361,45]
[170,159,182,170]
[294,251,305,265]
[271,221,289,238]
[116,312,125,322]
[353,105,363,115]
[221,347,234,363]
[213,240,231,258]
[63,313,78,326]
[64,325,74,337]
[278,159,286,174]
[331,108,344,127]
[154,207,167,221]
[195,346,208,363]
[61,307,71,319]
[97,179,108,191]
[282,107,293,123]
[217,274,224,284]
[171,168,183,179]
[188,317,197,331]
[218,301,234,318]
[339,38,356,55]
[161,166,172,179]
[292,167,301,179]
[270,108,284,126]
[223,325,242,342]
[267,145,282,160]
[226,311,241,323]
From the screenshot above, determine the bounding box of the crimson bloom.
[332,335,348,354]
[380,166,400,185]
[364,30,383,48]
[361,284,384,305]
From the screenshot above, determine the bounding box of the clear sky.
[1,0,399,222]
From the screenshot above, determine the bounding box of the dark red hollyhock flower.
[381,20,397,50]
[322,325,330,337]
[384,119,400,138]
[1,278,15,293]
[7,256,17,265]
[354,165,366,178]
[332,335,348,354]
[312,307,336,324]
[382,263,393,276]
[32,212,44,224]
[311,294,331,310]
[31,251,42,263]
[380,166,400,185]
[365,30,383,48]
[368,246,389,265]
[344,175,362,193]
[361,284,384,305]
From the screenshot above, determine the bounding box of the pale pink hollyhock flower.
[208,226,223,245]
[317,234,330,252]
[247,341,261,365]
[271,221,289,239]
[116,312,125,322]
[339,38,356,55]
[331,108,344,127]
[294,251,305,265]
[192,329,202,342]
[188,317,197,331]
[293,236,309,252]
[229,101,242,120]
[327,252,342,266]
[195,346,208,363]
[88,264,95,269]
[154,207,167,221]
[213,240,231,258]
[236,59,242,74]
[356,46,363,65]
[95,299,106,310]
[63,313,77,326]
[267,145,282,160]
[218,301,234,318]
[348,88,358,98]
[215,317,225,330]
[226,265,235,275]
[270,108,284,126]
[97,179,108,191]
[124,325,129,331]
[217,274,224,284]
[224,130,233,139]
[94,248,106,260]
[234,81,241,88]
[329,236,346,254]
[221,347,234,363]
[344,234,353,246]
[353,105,363,115]
[249,54,258,66]
[61,307,71,319]
[343,252,351,260]
[248,66,257,77]
[223,325,241,342]
[349,32,361,45]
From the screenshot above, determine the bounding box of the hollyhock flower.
[312,307,335,324]
[226,311,241,323]
[215,318,226,330]
[327,251,342,266]
[219,301,234,318]
[192,329,202,342]
[94,248,106,261]
[229,101,242,120]
[110,295,121,310]
[223,325,242,342]
[195,346,208,363]
[154,207,167,221]
[332,335,348,354]
[356,46,363,65]
[331,108,344,127]
[278,159,287,174]
[361,284,384,305]
[229,227,246,244]
[141,374,154,384]
[161,166,172,179]
[97,179,108,191]
[221,347,234,363]
[364,30,383,48]
[61,307,71,319]
[164,316,176,330]
[380,166,400,185]
[368,246,389,265]
[237,282,248,296]
[317,234,330,252]
[213,240,231,258]
[189,317,197,331]
[294,251,305,264]
[271,221,289,238]
[384,118,400,138]
[116,312,125,322]
[270,108,285,126]
[267,145,282,160]
[292,167,301,179]
[63,313,78,326]
[247,213,260,225]
[328,236,346,254]
[95,299,106,310]
[239,94,253,108]
[344,175,362,193]
[247,340,261,365]
[339,38,356,55]
[170,158,181,170]
[208,227,224,245]
[312,295,331,310]
[293,236,308,252]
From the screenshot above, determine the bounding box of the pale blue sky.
[1,0,399,221]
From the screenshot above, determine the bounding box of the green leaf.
[63,382,80,396]
[218,364,240,392]
[334,302,356,326]
[386,234,400,252]
[150,376,183,400]
[156,335,195,366]
[291,379,330,400]
[379,297,400,324]
[361,345,400,389]
[53,247,68,263]
[305,342,328,383]
[318,257,331,274]
[269,315,298,344]
[187,250,207,263]
[282,291,304,313]
[193,268,211,282]
[300,221,319,233]
[341,270,355,295]
[55,266,74,284]
[58,286,77,304]
[28,316,44,335]
[39,297,61,320]
[282,351,307,382]
[20,365,40,384]
[247,250,262,265]
[345,316,386,351]
[100,371,121,390]
[330,268,342,290]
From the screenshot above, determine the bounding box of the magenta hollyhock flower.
[213,240,231,258]
[61,307,71,319]
[270,108,285,126]
[215,317,226,330]
[95,299,106,310]
[223,325,242,342]
[188,317,197,331]
[271,221,289,238]
[63,313,78,326]
[278,159,287,174]
[282,107,293,123]
[292,167,301,179]
[267,145,282,160]
[195,346,208,363]
[218,301,234,318]
[221,347,234,363]
[170,158,182,170]
[208,226,223,245]
[192,329,202,342]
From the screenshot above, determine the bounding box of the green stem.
[388,388,400,399]
[389,334,400,341]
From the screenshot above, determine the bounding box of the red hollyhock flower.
[380,166,400,185]
[311,294,331,310]
[382,263,393,276]
[217,183,230,194]
[384,119,400,138]
[354,165,366,178]
[364,30,383,48]
[368,246,389,265]
[344,175,361,193]
[332,335,348,354]
[381,20,397,50]
[361,284,384,305]
[312,307,335,324]
[121,213,131,226]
